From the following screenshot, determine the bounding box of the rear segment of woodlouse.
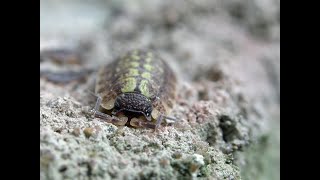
[92,49,177,129]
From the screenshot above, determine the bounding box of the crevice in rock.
[218,115,240,143]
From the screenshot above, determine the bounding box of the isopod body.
[93,49,177,129]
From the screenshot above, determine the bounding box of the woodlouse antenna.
[85,90,101,116]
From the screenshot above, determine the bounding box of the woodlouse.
[91,49,177,129]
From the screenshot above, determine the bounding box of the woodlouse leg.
[130,115,163,129]
[93,94,102,114]
[130,118,157,129]
[155,114,178,128]
[130,115,177,129]
[94,111,128,126]
[155,114,164,129]
[111,109,123,115]
[90,93,128,126]
[163,115,178,123]
[163,115,176,121]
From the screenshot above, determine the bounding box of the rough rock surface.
[40,0,280,179]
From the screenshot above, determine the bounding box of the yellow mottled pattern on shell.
[143,64,154,71]
[139,79,151,98]
[127,68,139,76]
[121,77,137,93]
[141,72,151,80]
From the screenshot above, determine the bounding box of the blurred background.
[40,0,279,179]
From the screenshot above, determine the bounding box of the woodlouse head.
[114,93,153,121]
